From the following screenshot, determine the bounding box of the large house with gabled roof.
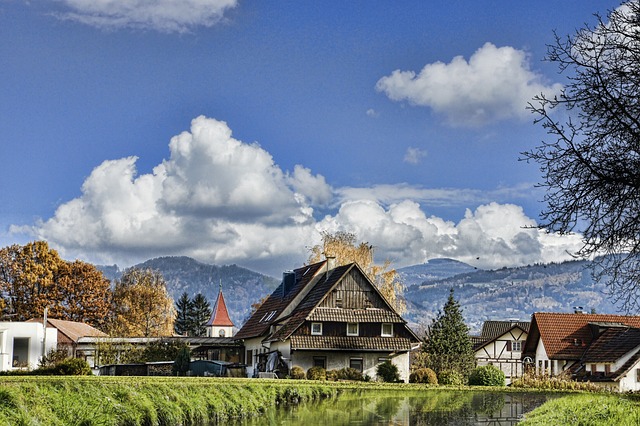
[235,258,420,381]
[522,312,640,391]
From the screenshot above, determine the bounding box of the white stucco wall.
[0,322,57,371]
[290,350,411,382]
[618,361,640,392]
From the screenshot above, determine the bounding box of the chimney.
[326,255,336,271]
[282,271,296,298]
[573,306,585,314]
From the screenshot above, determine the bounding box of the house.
[206,285,235,338]
[28,318,107,363]
[235,258,420,382]
[0,321,58,371]
[473,320,529,383]
[522,312,640,391]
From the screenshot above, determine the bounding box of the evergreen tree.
[191,293,211,337]
[172,346,191,376]
[422,288,474,378]
[174,292,193,336]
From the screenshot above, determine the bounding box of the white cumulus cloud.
[54,0,238,33]
[376,42,563,127]
[13,116,583,275]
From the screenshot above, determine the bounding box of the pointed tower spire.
[206,282,234,329]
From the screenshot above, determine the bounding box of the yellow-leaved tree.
[109,268,175,337]
[0,241,111,329]
[308,231,406,314]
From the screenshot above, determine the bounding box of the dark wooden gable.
[319,267,388,310]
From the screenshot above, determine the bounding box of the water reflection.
[229,390,554,425]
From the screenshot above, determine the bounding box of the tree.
[174,292,193,336]
[0,242,111,328]
[522,2,640,311]
[191,293,211,337]
[308,231,406,314]
[109,268,175,337]
[172,346,191,376]
[54,260,112,329]
[421,288,474,378]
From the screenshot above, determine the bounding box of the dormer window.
[311,322,323,335]
[381,323,393,337]
[347,322,359,336]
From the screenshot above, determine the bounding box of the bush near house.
[409,368,438,384]
[437,369,465,386]
[0,358,93,376]
[289,366,306,379]
[327,368,364,381]
[376,361,400,383]
[307,366,326,380]
[468,365,505,386]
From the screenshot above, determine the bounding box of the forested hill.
[400,258,621,334]
[99,256,280,328]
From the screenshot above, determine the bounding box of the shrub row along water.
[0,376,338,425]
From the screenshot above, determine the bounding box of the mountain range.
[100,256,623,335]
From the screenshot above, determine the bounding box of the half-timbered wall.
[475,328,527,383]
[319,269,387,309]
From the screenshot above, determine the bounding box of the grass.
[519,393,640,426]
[1,376,638,425]
[0,376,340,425]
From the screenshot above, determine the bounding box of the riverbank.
[0,376,341,425]
[1,376,638,425]
[519,392,640,425]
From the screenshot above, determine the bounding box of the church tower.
[206,281,235,337]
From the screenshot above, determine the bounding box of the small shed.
[189,360,246,377]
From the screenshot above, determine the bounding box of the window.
[346,322,359,336]
[636,369,640,383]
[311,322,323,335]
[313,356,326,369]
[381,323,393,337]
[12,338,29,368]
[350,358,363,372]
[246,349,253,366]
[219,329,226,337]
[511,341,522,352]
[604,364,611,374]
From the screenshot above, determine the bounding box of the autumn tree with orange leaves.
[0,241,111,329]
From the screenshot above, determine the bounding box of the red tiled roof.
[524,312,640,360]
[582,326,640,364]
[206,290,234,327]
[28,318,107,342]
[290,335,413,352]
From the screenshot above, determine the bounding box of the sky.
[0,0,623,277]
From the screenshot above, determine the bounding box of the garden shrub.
[511,372,601,391]
[306,366,326,380]
[289,366,305,379]
[376,361,400,383]
[326,369,338,381]
[437,369,465,386]
[336,367,363,381]
[468,365,505,386]
[35,358,91,375]
[409,368,438,384]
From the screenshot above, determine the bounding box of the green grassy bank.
[519,393,640,426]
[0,376,341,425]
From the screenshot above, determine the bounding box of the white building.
[0,322,57,371]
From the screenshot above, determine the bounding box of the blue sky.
[0,1,621,276]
